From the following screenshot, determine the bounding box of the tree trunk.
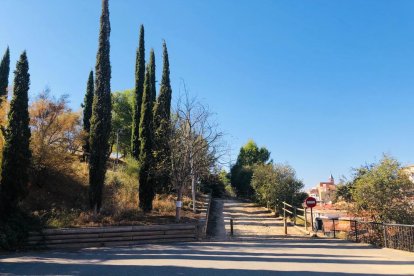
[175,186,183,222]
[190,157,196,213]
[191,175,196,213]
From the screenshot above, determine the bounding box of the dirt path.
[208,199,305,240]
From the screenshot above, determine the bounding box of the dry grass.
[71,194,199,228]
[23,156,203,228]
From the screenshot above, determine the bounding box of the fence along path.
[320,218,414,252]
[281,201,414,253]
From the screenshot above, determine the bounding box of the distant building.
[309,175,336,205]
[403,165,414,183]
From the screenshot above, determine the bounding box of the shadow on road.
[1,238,413,275]
[2,198,413,275]
[0,263,411,276]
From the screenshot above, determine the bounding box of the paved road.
[1,239,414,275]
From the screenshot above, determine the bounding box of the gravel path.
[208,199,306,240]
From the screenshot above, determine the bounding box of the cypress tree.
[148,49,156,103]
[138,63,155,212]
[82,70,94,157]
[0,47,10,103]
[153,41,172,192]
[131,25,145,159]
[0,51,31,214]
[89,0,112,212]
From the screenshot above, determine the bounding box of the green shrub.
[124,155,140,178]
[43,208,81,228]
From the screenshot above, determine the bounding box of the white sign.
[176,201,182,208]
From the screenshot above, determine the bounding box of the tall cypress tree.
[82,70,94,157]
[153,41,172,192]
[139,63,155,212]
[89,0,112,212]
[131,25,145,159]
[0,47,10,104]
[148,49,156,103]
[0,51,31,214]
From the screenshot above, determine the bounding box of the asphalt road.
[1,238,414,275]
[2,200,413,275]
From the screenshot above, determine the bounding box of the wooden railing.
[282,202,309,235]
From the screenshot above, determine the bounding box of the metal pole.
[116,130,119,168]
[311,207,314,232]
[113,130,119,171]
[354,220,358,242]
[284,204,287,235]
[304,207,308,231]
[332,219,336,238]
[230,218,234,237]
[383,223,387,248]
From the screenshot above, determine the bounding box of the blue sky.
[1,0,414,189]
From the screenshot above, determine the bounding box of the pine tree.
[0,47,10,103]
[89,0,112,212]
[148,49,156,103]
[139,63,155,212]
[0,51,31,214]
[153,41,172,192]
[82,70,94,157]
[131,25,145,159]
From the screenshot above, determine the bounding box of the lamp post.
[113,129,121,171]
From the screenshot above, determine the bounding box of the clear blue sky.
[1,0,414,189]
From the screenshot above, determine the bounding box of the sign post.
[305,197,317,232]
[304,207,308,231]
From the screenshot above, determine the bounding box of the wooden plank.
[164,230,195,236]
[29,231,196,244]
[28,230,170,242]
[29,230,196,243]
[41,237,197,249]
[297,215,305,220]
[29,228,196,242]
[29,236,135,245]
[130,224,195,232]
[30,223,196,236]
[131,233,196,241]
[30,233,196,246]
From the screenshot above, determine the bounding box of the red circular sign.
[305,196,317,208]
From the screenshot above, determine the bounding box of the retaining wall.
[28,223,197,249]
[27,194,213,249]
